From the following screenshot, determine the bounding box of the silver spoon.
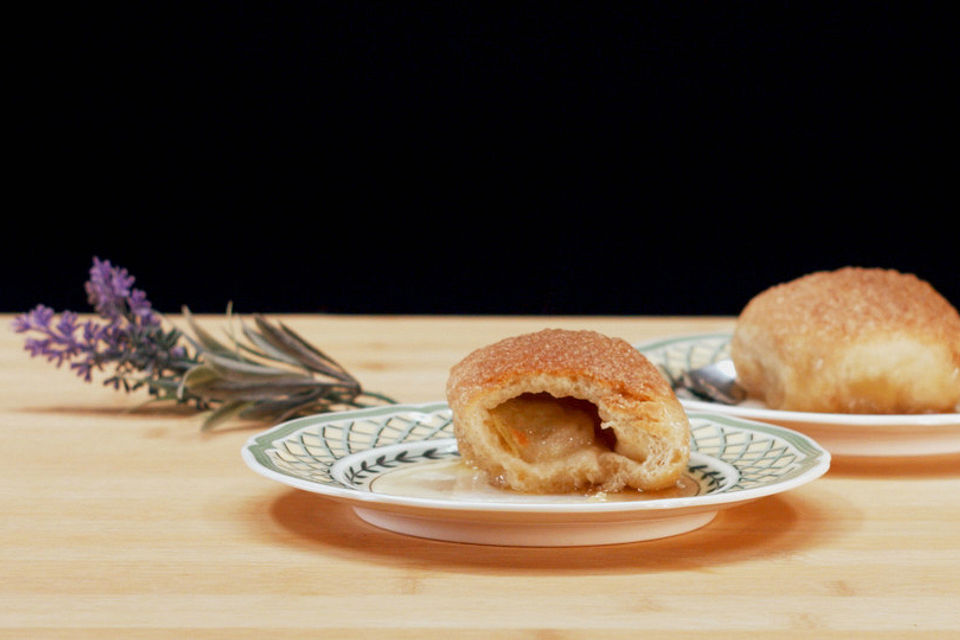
[679,359,746,405]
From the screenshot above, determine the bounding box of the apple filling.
[486,392,616,463]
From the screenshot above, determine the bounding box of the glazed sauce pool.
[370,459,701,502]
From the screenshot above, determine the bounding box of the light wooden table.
[2,314,958,639]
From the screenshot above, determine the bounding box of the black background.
[5,3,956,317]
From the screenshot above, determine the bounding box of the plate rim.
[241,402,831,515]
[636,332,960,427]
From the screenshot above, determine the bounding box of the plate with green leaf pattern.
[242,402,829,546]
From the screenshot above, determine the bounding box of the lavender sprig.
[12,258,395,428]
[13,259,199,400]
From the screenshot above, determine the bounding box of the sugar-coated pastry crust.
[445,328,690,494]
[730,267,960,414]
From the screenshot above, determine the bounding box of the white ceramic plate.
[242,403,829,546]
[637,333,960,457]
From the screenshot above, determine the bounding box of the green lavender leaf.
[251,315,355,381]
[180,306,234,355]
[200,400,257,431]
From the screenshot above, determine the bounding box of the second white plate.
[637,333,960,457]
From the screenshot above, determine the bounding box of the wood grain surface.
[2,314,958,639]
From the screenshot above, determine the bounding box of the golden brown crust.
[447,328,676,411]
[446,329,690,493]
[731,267,960,413]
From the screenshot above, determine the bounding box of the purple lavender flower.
[11,304,54,334]
[84,257,159,326]
[13,258,196,391]
[13,305,102,379]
